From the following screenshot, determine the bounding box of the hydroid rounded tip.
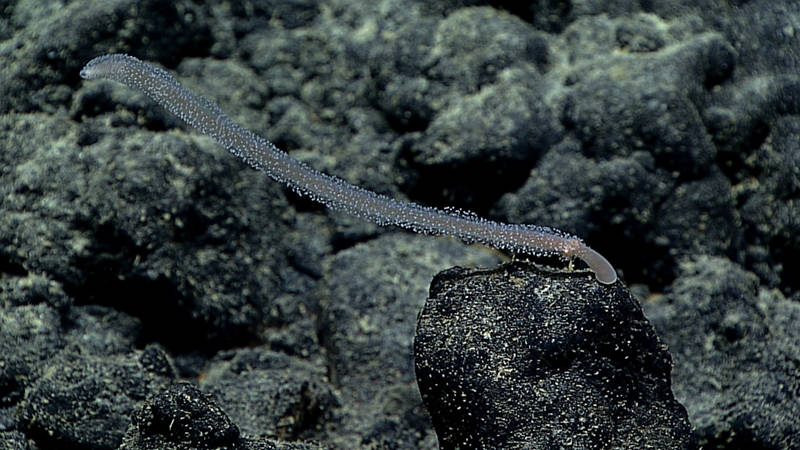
[80,55,111,80]
[80,54,136,80]
[79,62,94,80]
[575,243,617,284]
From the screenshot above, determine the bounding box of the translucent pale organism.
[80,54,617,284]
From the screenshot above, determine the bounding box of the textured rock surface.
[317,234,499,447]
[121,382,320,449]
[644,257,800,449]
[17,345,175,449]
[415,263,694,449]
[1,0,798,448]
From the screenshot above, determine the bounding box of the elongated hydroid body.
[80,54,617,284]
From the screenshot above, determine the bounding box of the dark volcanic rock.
[16,345,175,449]
[126,382,239,449]
[415,262,694,449]
[200,348,337,442]
[2,0,799,447]
[122,382,321,450]
[643,256,800,449]
[318,234,499,448]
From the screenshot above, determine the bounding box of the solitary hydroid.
[80,54,617,284]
